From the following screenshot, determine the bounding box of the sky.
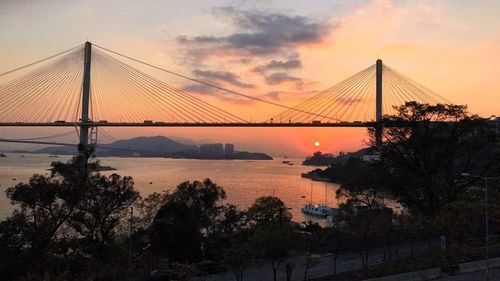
[0,0,499,156]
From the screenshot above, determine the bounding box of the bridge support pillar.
[375,59,383,147]
[79,41,92,154]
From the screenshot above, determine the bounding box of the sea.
[0,152,342,223]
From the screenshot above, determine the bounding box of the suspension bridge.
[0,41,452,151]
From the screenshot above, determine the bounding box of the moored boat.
[301,202,335,217]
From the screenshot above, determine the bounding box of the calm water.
[0,153,342,222]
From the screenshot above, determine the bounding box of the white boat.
[302,202,335,217]
[301,181,337,217]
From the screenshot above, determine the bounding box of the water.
[0,153,342,222]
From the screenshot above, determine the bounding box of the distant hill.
[35,136,272,160]
[37,136,189,157]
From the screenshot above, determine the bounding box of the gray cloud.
[263,90,318,101]
[182,83,253,105]
[182,84,218,95]
[253,59,302,73]
[177,7,331,60]
[192,69,255,89]
[265,72,304,88]
[264,91,281,101]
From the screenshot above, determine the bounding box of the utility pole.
[79,41,92,152]
[129,206,133,274]
[375,59,383,147]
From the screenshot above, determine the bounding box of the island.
[302,148,373,166]
[49,161,117,172]
[36,136,273,160]
[301,147,379,182]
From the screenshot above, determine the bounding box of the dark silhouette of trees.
[247,196,296,281]
[149,179,229,264]
[69,173,138,258]
[371,102,499,217]
[0,155,140,280]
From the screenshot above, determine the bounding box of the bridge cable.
[92,44,343,122]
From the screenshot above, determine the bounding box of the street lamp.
[461,173,500,281]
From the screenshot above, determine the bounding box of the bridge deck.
[0,122,374,127]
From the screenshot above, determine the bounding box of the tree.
[3,155,94,275]
[222,237,254,281]
[69,173,139,258]
[0,155,141,279]
[133,191,169,230]
[247,196,292,225]
[436,200,484,259]
[337,201,392,269]
[297,222,322,281]
[150,179,228,263]
[247,196,295,281]
[372,102,499,217]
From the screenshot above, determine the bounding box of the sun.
[314,141,320,147]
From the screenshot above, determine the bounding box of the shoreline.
[1,151,273,161]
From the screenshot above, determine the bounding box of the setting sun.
[314,141,320,147]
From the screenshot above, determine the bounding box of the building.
[224,144,234,156]
[199,143,224,157]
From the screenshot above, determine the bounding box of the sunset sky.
[0,0,499,156]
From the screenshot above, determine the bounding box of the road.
[195,242,434,281]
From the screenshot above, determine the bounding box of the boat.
[282,160,290,164]
[302,202,335,217]
[301,182,337,217]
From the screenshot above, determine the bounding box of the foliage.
[0,155,140,280]
[371,102,499,216]
[247,196,296,281]
[149,178,230,263]
[247,196,292,225]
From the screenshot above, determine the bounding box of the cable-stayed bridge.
[0,42,452,149]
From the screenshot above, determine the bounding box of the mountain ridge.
[36,136,272,160]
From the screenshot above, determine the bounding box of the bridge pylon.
[375,59,383,147]
[79,41,92,154]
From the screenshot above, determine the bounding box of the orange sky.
[0,0,499,156]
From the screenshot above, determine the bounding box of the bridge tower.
[79,41,92,153]
[375,59,383,147]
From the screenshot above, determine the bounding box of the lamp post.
[461,173,500,281]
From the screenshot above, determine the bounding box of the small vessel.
[302,202,334,217]
[301,182,337,217]
[282,160,290,164]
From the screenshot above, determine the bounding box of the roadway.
[0,122,373,127]
[195,241,437,281]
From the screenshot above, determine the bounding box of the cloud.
[193,69,255,89]
[177,7,332,61]
[263,90,318,101]
[182,83,253,105]
[265,72,304,89]
[182,84,219,95]
[252,59,302,73]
